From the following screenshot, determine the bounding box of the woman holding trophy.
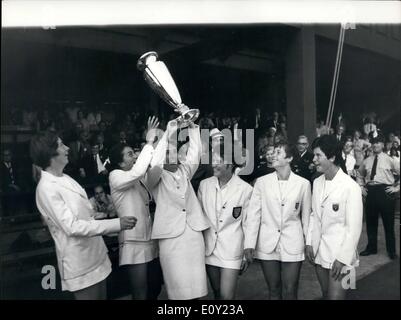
[138,52,210,300]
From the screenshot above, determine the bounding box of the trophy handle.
[176,108,200,128]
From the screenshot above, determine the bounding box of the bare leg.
[281,261,302,300]
[74,278,107,300]
[206,265,221,299]
[259,260,282,300]
[219,268,240,300]
[125,263,148,300]
[315,265,329,299]
[327,270,348,300]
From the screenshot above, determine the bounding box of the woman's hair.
[30,131,59,169]
[109,143,128,171]
[274,142,297,162]
[214,141,240,173]
[312,134,346,171]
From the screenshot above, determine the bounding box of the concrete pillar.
[285,26,317,143]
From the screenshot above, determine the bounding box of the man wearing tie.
[333,125,346,145]
[1,148,23,216]
[357,134,400,259]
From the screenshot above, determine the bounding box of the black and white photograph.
[1,0,400,308]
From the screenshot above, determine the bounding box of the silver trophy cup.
[137,51,199,128]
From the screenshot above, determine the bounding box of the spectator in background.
[77,109,90,132]
[357,133,400,260]
[79,141,108,186]
[95,133,109,164]
[333,124,347,144]
[89,185,117,220]
[250,144,276,185]
[386,133,396,152]
[316,119,329,137]
[342,138,357,179]
[389,147,400,163]
[65,103,79,124]
[277,122,288,142]
[353,130,371,153]
[266,112,280,130]
[22,105,38,128]
[363,114,377,137]
[67,130,92,177]
[291,135,315,183]
[1,148,24,216]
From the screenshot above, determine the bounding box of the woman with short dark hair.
[246,142,312,300]
[108,117,161,300]
[306,135,363,300]
[198,148,254,300]
[30,131,136,299]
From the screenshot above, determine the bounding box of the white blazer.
[306,169,363,267]
[245,172,311,255]
[35,171,121,281]
[109,144,154,242]
[198,175,253,260]
[147,125,210,240]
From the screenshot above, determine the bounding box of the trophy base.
[176,109,200,128]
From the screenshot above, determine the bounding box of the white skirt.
[119,240,158,266]
[159,224,208,300]
[206,250,243,270]
[62,255,111,292]
[255,241,305,262]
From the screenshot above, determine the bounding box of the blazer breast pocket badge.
[232,207,242,219]
[332,203,339,212]
[295,202,300,210]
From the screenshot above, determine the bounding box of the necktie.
[370,155,378,181]
[93,155,98,171]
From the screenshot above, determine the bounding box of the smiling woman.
[29,131,136,299]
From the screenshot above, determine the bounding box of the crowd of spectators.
[1,103,400,218]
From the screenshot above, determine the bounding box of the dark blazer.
[291,151,316,183]
[1,162,20,192]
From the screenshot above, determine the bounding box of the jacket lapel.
[321,169,344,205]
[42,171,88,199]
[270,172,281,202]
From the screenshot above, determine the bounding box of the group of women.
[30,115,363,300]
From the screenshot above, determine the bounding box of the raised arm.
[180,123,202,179]
[109,144,154,192]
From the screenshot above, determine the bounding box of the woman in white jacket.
[198,148,253,300]
[30,131,136,299]
[246,143,311,300]
[108,117,160,299]
[306,135,363,300]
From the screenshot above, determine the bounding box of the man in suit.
[79,142,108,186]
[291,135,316,183]
[266,112,280,131]
[332,124,347,145]
[357,134,400,259]
[1,148,23,216]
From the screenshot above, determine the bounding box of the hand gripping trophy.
[137,51,200,128]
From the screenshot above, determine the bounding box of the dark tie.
[370,155,378,181]
[6,163,15,184]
